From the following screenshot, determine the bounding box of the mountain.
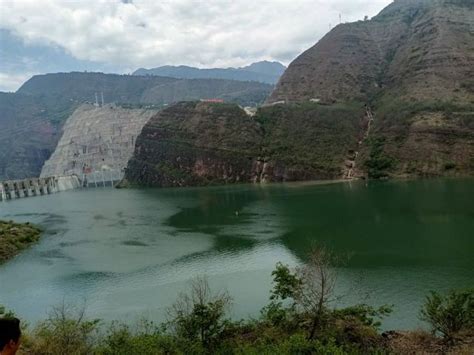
[122,101,364,187]
[133,61,286,84]
[0,92,60,180]
[268,0,473,105]
[18,72,273,107]
[268,0,474,179]
[0,72,273,180]
[123,0,474,187]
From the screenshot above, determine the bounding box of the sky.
[0,0,393,92]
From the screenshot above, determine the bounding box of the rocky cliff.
[123,101,364,187]
[40,104,157,182]
[123,102,262,187]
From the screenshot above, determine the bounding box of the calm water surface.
[0,179,473,330]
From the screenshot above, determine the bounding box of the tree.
[420,289,474,343]
[265,247,339,339]
[167,276,231,349]
[294,246,338,340]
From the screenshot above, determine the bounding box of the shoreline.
[0,220,42,264]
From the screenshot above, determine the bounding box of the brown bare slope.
[269,0,474,105]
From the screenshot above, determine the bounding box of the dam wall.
[40,103,158,180]
[0,175,81,201]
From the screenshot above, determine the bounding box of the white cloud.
[0,0,393,71]
[0,71,36,92]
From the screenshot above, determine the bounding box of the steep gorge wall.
[40,104,157,180]
[268,0,474,179]
[123,101,364,187]
[269,0,474,105]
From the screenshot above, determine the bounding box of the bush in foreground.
[5,247,473,354]
[420,289,474,343]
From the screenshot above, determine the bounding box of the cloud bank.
[0,0,392,91]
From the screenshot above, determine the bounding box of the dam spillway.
[0,175,81,201]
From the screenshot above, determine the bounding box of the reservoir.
[1,178,473,330]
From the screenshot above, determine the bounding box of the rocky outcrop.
[123,101,364,187]
[123,102,263,187]
[40,104,157,182]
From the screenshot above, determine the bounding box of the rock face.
[269,0,474,104]
[40,104,157,183]
[268,0,474,179]
[123,101,364,187]
[124,102,262,187]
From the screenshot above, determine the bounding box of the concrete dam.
[0,176,81,201]
[2,103,158,201]
[40,103,158,187]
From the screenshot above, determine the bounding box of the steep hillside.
[123,102,262,187]
[269,0,473,104]
[269,0,474,179]
[123,101,364,187]
[133,61,286,84]
[0,93,60,179]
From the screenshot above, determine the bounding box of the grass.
[0,220,42,264]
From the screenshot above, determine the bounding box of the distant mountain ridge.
[0,72,273,180]
[133,61,286,84]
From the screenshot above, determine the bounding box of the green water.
[0,178,473,330]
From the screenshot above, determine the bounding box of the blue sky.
[0,0,392,92]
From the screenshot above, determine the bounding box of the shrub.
[167,276,232,350]
[420,289,474,343]
[364,137,396,179]
[99,321,177,355]
[29,303,100,355]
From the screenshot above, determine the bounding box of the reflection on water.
[0,179,473,330]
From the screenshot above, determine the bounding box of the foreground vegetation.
[2,247,473,354]
[0,220,41,264]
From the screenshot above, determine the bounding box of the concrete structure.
[40,103,158,184]
[0,176,81,202]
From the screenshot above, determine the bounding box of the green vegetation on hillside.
[257,102,364,179]
[0,220,41,264]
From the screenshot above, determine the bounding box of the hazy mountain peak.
[133,61,286,85]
